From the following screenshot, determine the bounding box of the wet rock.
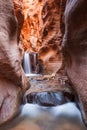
[27,92,75,106]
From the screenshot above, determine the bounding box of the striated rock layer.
[13,0,68,74]
[63,0,87,126]
[17,0,63,73]
[38,0,67,73]
[42,0,60,46]
[0,0,29,125]
[38,0,62,73]
[20,0,63,51]
[13,0,87,127]
[13,0,24,42]
[21,0,43,52]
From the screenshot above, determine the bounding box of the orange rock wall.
[14,0,66,73]
[14,0,62,51]
[42,0,60,46]
[39,0,61,62]
[21,0,43,52]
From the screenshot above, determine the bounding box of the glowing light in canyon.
[21,0,43,52]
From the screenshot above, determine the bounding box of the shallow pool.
[0,103,86,130]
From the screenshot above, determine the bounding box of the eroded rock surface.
[0,0,29,125]
[21,0,43,52]
[63,0,87,125]
[38,0,62,73]
[18,0,63,73]
[42,0,60,46]
[14,0,24,42]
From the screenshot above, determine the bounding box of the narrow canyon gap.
[0,0,87,128]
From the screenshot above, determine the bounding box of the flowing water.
[34,53,37,66]
[23,52,41,77]
[0,103,86,130]
[13,53,87,130]
[23,52,32,74]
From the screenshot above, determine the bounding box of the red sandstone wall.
[14,0,66,73]
[21,0,43,52]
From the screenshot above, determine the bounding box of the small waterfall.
[23,52,32,74]
[23,52,41,77]
[34,53,36,66]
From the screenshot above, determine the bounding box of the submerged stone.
[27,92,75,106]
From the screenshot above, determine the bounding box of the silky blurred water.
[23,52,32,74]
[0,102,86,130]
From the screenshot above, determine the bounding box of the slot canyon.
[0,0,87,130]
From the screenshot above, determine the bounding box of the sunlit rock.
[21,0,43,51]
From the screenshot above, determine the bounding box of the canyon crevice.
[0,0,87,127]
[14,0,65,73]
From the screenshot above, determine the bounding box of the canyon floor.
[0,74,87,130]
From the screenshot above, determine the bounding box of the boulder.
[27,92,74,106]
